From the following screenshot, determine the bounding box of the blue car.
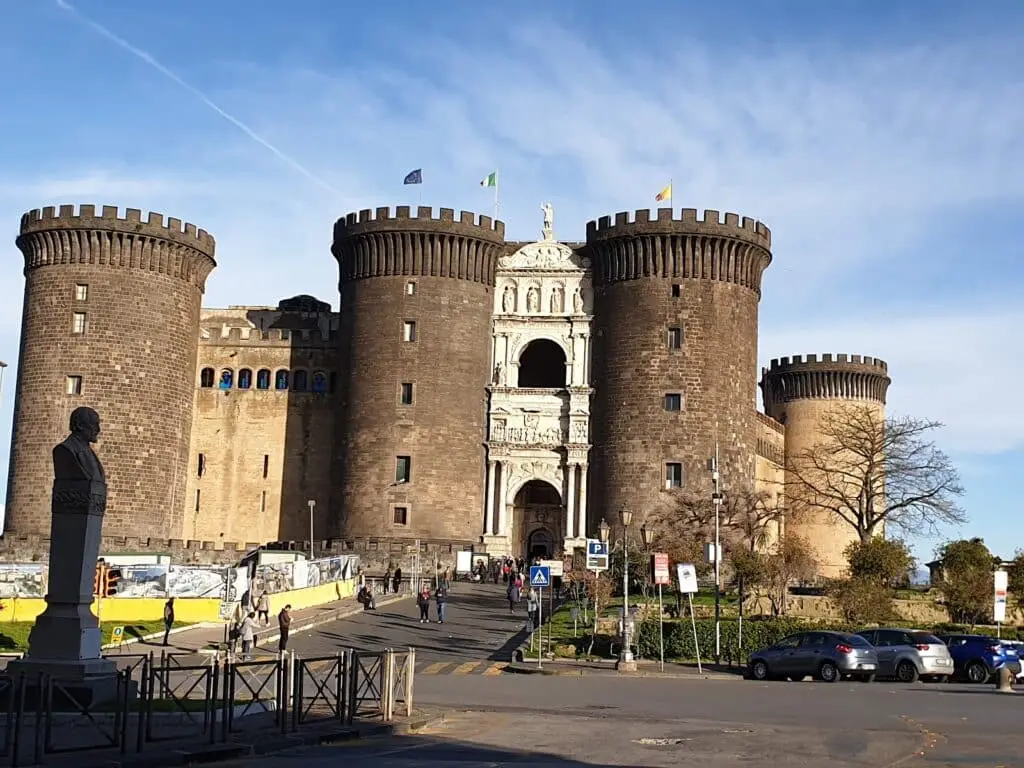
[937,634,1022,683]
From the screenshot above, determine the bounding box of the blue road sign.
[587,540,608,556]
[529,565,551,587]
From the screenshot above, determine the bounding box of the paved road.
[230,673,1023,766]
[283,581,531,672]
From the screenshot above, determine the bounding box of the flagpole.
[494,169,500,221]
[669,177,673,206]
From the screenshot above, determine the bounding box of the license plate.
[936,659,950,665]
[859,664,876,670]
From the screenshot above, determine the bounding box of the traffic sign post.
[676,563,702,674]
[651,553,670,671]
[530,566,551,668]
[585,540,609,571]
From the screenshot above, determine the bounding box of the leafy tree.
[830,578,899,624]
[935,538,997,625]
[1008,550,1024,611]
[761,535,819,616]
[845,537,915,587]
[785,403,966,542]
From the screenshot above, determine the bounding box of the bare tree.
[663,486,784,555]
[762,535,818,616]
[785,403,966,542]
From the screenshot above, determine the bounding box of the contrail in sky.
[55,0,339,195]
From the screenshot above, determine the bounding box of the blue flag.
[403,169,423,185]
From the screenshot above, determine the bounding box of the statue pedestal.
[8,478,118,704]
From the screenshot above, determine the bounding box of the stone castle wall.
[586,209,773,528]
[184,301,339,544]
[5,205,215,540]
[330,206,505,543]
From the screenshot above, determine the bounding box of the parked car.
[999,640,1024,681]
[937,634,1022,683]
[747,630,878,683]
[854,628,953,682]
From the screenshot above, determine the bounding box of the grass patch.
[0,621,192,653]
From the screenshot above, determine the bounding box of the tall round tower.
[331,206,505,542]
[586,208,772,529]
[5,204,216,539]
[760,353,891,577]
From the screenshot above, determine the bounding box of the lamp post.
[612,508,636,672]
[307,499,316,559]
[709,446,723,663]
[640,522,664,671]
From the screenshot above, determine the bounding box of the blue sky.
[1,1,1022,565]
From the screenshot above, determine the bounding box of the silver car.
[855,628,953,682]
[748,630,879,683]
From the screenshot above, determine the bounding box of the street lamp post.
[307,499,316,559]
[640,522,663,671]
[610,508,636,672]
[710,446,723,663]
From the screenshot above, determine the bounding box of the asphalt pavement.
[223,663,1023,766]
[283,580,532,669]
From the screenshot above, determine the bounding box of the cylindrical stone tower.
[5,204,216,539]
[760,353,891,578]
[331,206,505,542]
[586,208,772,530]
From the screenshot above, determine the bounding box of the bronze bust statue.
[54,406,105,482]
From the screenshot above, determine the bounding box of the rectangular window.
[667,327,683,349]
[671,284,681,298]
[403,321,417,342]
[72,312,87,334]
[194,489,201,512]
[406,281,416,296]
[400,382,414,405]
[396,455,411,483]
[664,393,683,411]
[75,284,88,301]
[260,491,267,515]
[665,462,684,489]
[393,506,409,525]
[262,454,269,479]
[65,375,82,395]
[197,453,206,478]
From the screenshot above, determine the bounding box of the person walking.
[277,604,292,653]
[417,585,432,623]
[526,588,539,630]
[257,592,270,626]
[240,612,257,659]
[435,584,448,624]
[507,581,520,614]
[162,597,175,646]
[383,566,392,594]
[393,567,403,594]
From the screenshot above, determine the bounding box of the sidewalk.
[106,592,412,658]
[508,655,744,680]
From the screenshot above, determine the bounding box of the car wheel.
[818,661,839,683]
[750,660,770,681]
[965,661,989,684]
[896,660,920,683]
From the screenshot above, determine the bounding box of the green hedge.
[625,618,1023,665]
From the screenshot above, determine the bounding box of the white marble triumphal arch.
[482,204,593,558]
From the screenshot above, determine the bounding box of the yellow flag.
[655,183,672,203]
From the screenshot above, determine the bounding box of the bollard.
[996,665,1014,693]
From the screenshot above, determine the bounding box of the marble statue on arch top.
[9,406,117,699]
[541,202,554,241]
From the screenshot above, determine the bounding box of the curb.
[102,622,222,651]
[505,659,742,680]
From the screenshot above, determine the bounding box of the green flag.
[479,171,497,188]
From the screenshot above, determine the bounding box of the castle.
[2,202,891,578]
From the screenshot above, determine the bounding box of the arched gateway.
[482,214,593,558]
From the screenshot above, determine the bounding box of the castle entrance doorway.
[512,479,562,561]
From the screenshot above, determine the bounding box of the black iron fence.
[0,646,416,766]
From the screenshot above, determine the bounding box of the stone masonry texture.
[6,205,215,540]
[1,200,892,579]
[330,207,506,544]
[586,209,772,530]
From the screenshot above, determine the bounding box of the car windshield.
[911,633,943,644]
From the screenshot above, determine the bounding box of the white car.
[999,640,1024,680]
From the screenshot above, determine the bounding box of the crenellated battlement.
[760,353,891,408]
[586,207,771,250]
[333,206,506,285]
[335,205,505,239]
[20,203,216,258]
[765,353,889,374]
[200,326,338,346]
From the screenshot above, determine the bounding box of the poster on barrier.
[0,564,45,598]
[111,564,169,597]
[168,566,241,599]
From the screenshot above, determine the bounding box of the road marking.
[420,661,450,675]
[483,663,508,676]
[452,661,483,675]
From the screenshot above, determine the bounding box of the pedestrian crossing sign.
[529,565,550,587]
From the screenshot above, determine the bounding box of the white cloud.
[760,304,1024,455]
[0,14,1023,493]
